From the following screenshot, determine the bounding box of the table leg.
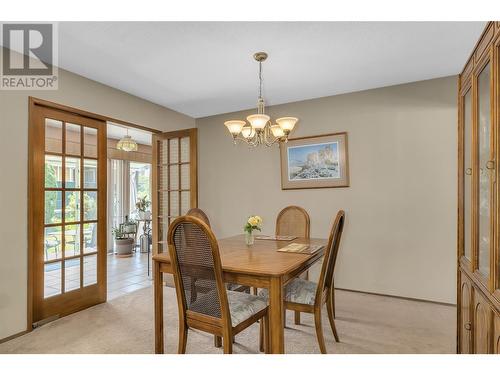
[154,260,164,354]
[269,276,285,354]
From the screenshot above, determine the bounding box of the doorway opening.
[106,122,154,300]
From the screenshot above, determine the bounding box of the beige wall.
[196,76,458,304]
[0,49,195,340]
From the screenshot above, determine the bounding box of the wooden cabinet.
[457,21,500,354]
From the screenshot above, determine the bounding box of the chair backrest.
[275,205,310,238]
[186,207,211,228]
[315,211,345,300]
[167,216,231,325]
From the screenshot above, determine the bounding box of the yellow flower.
[254,216,263,225]
[248,216,259,226]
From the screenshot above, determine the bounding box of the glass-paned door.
[461,86,473,263]
[152,129,197,255]
[474,58,494,284]
[30,104,107,324]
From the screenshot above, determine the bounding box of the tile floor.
[107,251,152,300]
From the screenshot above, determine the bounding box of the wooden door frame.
[27,97,162,331]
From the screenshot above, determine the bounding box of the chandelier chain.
[258,61,263,99]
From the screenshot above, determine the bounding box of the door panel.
[30,104,107,324]
[473,288,492,353]
[152,129,197,255]
[459,272,472,353]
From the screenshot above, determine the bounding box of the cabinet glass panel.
[477,62,491,278]
[463,91,472,261]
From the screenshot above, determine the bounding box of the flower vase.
[245,231,255,246]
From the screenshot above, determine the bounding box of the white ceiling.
[107,122,152,145]
[54,22,486,118]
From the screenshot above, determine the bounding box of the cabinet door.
[494,312,500,354]
[473,288,492,353]
[474,58,494,283]
[459,272,473,353]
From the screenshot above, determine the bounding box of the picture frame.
[280,132,349,190]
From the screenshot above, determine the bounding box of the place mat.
[277,243,324,254]
[255,235,297,241]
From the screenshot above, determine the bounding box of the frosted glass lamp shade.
[241,125,256,139]
[270,124,285,138]
[276,117,298,132]
[117,135,138,152]
[246,114,270,130]
[224,120,245,135]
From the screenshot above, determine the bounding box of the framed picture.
[280,132,349,190]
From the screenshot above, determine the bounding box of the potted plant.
[135,196,152,220]
[243,215,262,245]
[112,226,134,257]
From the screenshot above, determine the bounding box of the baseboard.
[0,329,28,345]
[336,287,456,307]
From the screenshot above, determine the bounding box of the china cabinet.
[457,21,500,354]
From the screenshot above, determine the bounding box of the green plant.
[135,196,151,212]
[112,227,126,240]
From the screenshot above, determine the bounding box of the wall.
[0,48,195,340]
[196,76,458,304]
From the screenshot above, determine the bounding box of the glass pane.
[463,90,472,261]
[65,123,81,155]
[45,191,62,224]
[65,224,80,257]
[159,191,168,218]
[83,127,98,158]
[181,191,190,215]
[477,62,491,278]
[160,166,168,190]
[45,155,63,188]
[160,139,168,165]
[84,192,98,221]
[169,165,179,190]
[64,258,80,292]
[180,137,190,162]
[65,191,80,222]
[83,222,98,253]
[170,191,179,217]
[45,118,62,153]
[65,157,81,188]
[83,159,98,189]
[169,138,179,163]
[44,226,62,261]
[44,262,61,298]
[180,164,190,190]
[83,254,97,286]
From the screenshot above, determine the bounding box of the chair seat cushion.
[259,278,318,305]
[189,289,267,327]
[227,290,267,327]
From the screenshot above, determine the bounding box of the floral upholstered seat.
[259,278,317,305]
[190,289,267,327]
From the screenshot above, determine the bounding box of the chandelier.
[224,52,298,147]
[117,129,138,152]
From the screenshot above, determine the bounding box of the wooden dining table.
[153,234,327,354]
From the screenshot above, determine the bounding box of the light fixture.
[224,52,298,147]
[117,129,138,152]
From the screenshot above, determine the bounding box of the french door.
[29,102,107,325]
[152,129,197,256]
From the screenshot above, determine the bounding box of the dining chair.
[186,207,250,348]
[275,205,310,324]
[168,215,270,354]
[260,210,345,353]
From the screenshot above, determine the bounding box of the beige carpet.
[0,286,455,354]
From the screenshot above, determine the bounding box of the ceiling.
[52,22,486,118]
[107,122,152,145]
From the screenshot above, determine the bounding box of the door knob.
[465,168,472,175]
[486,160,495,170]
[464,322,471,330]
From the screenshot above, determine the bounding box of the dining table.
[153,234,327,354]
